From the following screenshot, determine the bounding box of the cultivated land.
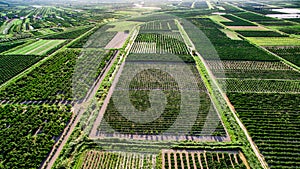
[4,39,65,55]
[0,0,299,169]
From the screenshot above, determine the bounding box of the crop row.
[132,33,190,55]
[162,150,247,169]
[234,12,293,26]
[96,63,227,138]
[0,104,72,169]
[140,20,178,31]
[221,14,256,26]
[43,26,92,40]
[236,30,288,37]
[0,41,25,53]
[182,18,278,61]
[0,49,115,103]
[206,60,292,71]
[6,40,65,56]
[0,54,43,85]
[126,53,195,63]
[228,92,300,169]
[267,46,300,67]
[206,60,300,79]
[218,79,300,93]
[79,151,156,169]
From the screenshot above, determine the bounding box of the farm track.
[41,50,120,169]
[177,20,269,169]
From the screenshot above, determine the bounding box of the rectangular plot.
[91,61,228,141]
[105,32,129,49]
[218,79,300,93]
[6,40,65,55]
[247,37,300,46]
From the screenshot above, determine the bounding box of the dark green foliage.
[228,93,300,169]
[0,49,115,102]
[278,26,300,35]
[221,14,256,26]
[43,27,92,40]
[188,18,278,61]
[0,104,72,169]
[0,55,43,84]
[0,41,25,53]
[234,12,294,26]
[236,31,288,37]
[267,46,300,67]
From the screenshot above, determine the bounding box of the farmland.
[162,149,248,169]
[0,104,72,168]
[267,46,300,67]
[1,0,300,169]
[0,54,42,84]
[4,40,65,55]
[228,93,300,169]
[246,37,300,46]
[77,150,156,169]
[91,16,228,141]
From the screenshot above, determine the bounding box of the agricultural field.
[0,104,72,168]
[228,93,300,169]
[246,37,300,46]
[206,60,300,80]
[0,40,26,53]
[162,149,248,169]
[4,39,65,55]
[185,18,278,61]
[218,79,300,93]
[236,30,288,37]
[0,54,43,85]
[0,49,116,103]
[267,46,300,67]
[1,0,300,169]
[220,14,256,26]
[77,150,156,169]
[91,17,228,141]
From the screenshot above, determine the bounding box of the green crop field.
[5,40,65,55]
[246,37,300,46]
[0,1,299,169]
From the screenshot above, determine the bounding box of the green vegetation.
[207,60,300,80]
[0,54,43,85]
[236,30,288,37]
[0,49,116,102]
[77,151,156,169]
[228,93,300,169]
[5,40,65,55]
[0,41,25,53]
[1,1,300,169]
[246,37,300,46]
[187,18,278,61]
[219,79,300,93]
[221,14,256,26]
[0,104,72,169]
[43,27,92,40]
[234,12,294,26]
[163,150,247,169]
[267,46,300,67]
